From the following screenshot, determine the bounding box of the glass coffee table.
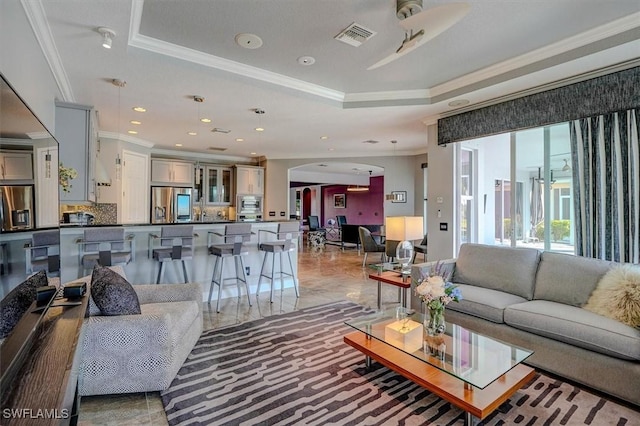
[344,309,535,425]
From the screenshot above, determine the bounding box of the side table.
[368,270,411,310]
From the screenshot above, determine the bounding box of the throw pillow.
[0,270,48,339]
[583,264,640,327]
[90,265,141,316]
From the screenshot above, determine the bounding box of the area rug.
[161,301,639,425]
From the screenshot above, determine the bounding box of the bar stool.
[150,225,194,283]
[207,223,253,312]
[256,222,301,302]
[76,228,135,277]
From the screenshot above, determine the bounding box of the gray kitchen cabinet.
[55,102,97,202]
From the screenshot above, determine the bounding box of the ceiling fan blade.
[399,2,471,38]
[367,42,419,70]
[368,3,470,71]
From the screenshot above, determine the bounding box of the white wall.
[425,124,456,260]
[0,1,61,132]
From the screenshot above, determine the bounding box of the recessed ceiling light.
[320,136,329,140]
[448,99,470,107]
[236,138,244,142]
[255,127,264,132]
[187,132,197,136]
[130,120,141,125]
[235,33,263,49]
[175,143,183,147]
[297,56,315,66]
[200,118,211,123]
[328,148,335,151]
[127,130,138,135]
[133,106,146,112]
[250,152,257,155]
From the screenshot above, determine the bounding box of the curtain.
[570,108,639,263]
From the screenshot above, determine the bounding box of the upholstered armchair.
[76,267,203,396]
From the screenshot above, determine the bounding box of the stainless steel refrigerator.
[150,187,193,223]
[1,185,34,231]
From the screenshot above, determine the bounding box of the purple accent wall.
[321,176,384,226]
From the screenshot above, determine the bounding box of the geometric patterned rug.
[161,301,640,425]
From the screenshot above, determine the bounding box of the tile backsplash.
[60,203,117,225]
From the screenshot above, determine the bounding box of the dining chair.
[412,233,428,262]
[358,226,386,267]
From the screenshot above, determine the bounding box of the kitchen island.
[59,221,300,302]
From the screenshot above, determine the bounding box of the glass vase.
[423,304,446,335]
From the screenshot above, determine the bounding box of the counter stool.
[256,222,301,302]
[150,226,194,284]
[207,223,253,312]
[76,228,134,277]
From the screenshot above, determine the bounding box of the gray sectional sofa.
[411,243,640,406]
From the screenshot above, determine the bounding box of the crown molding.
[130,1,344,103]
[343,89,431,103]
[150,148,254,164]
[99,131,155,148]
[20,0,74,102]
[430,12,640,99]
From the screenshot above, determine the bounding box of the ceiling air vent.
[207,147,228,152]
[334,23,376,47]
[362,140,379,144]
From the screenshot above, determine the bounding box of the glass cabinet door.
[206,167,232,204]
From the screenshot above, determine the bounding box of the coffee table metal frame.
[344,311,535,425]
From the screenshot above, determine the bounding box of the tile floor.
[78,242,400,425]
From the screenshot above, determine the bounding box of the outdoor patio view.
[457,122,575,255]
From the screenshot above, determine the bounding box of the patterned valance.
[437,66,640,145]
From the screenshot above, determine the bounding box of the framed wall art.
[334,193,346,208]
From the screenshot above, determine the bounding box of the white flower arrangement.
[59,162,78,193]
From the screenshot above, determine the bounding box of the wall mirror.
[0,73,60,298]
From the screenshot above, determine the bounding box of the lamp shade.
[385,216,423,241]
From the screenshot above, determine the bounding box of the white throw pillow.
[583,264,640,327]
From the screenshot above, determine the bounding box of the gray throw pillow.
[90,265,141,316]
[0,270,48,338]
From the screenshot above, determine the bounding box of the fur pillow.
[583,264,640,327]
[0,270,48,338]
[90,265,141,316]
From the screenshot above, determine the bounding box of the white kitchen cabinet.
[55,102,97,202]
[0,151,33,181]
[151,159,193,186]
[235,166,264,195]
[206,166,232,204]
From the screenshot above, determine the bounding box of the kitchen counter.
[59,221,301,302]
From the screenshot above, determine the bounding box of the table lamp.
[385,216,424,273]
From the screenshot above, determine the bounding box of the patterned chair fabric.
[77,266,203,396]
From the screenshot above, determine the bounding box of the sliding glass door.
[456,123,574,253]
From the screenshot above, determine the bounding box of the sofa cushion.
[583,264,640,327]
[446,283,527,323]
[0,271,48,339]
[533,251,611,307]
[505,300,640,361]
[91,265,141,316]
[140,300,199,346]
[452,243,540,299]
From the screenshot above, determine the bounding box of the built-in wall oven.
[236,195,262,222]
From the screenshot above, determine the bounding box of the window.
[456,123,574,254]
